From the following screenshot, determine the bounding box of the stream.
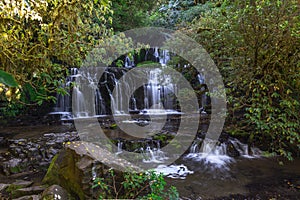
[0,118,299,199]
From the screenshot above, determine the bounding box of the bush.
[92,169,179,199]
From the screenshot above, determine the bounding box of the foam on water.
[155,164,194,179]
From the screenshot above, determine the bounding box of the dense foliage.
[185,0,299,159]
[0,0,112,115]
[111,0,161,32]
[93,169,178,199]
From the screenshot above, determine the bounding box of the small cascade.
[230,138,262,158]
[91,162,97,181]
[116,140,123,155]
[142,142,166,163]
[124,55,135,68]
[159,50,170,66]
[186,138,262,168]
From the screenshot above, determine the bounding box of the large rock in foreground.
[42,141,140,199]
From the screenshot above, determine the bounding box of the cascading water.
[142,48,179,114]
[185,138,262,168]
[124,55,135,68]
[142,142,166,163]
[49,48,181,118]
[72,86,88,118]
[145,68,162,110]
[158,49,170,66]
[116,140,123,155]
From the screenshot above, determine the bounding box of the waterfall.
[49,47,180,119]
[92,162,97,181]
[154,47,159,59]
[142,68,178,114]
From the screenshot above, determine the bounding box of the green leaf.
[0,70,18,87]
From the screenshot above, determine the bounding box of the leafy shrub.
[92,169,179,199]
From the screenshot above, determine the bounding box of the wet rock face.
[0,132,79,176]
[226,141,240,157]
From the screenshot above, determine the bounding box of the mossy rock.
[42,148,88,199]
[42,141,141,200]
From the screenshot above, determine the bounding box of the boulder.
[43,141,140,199]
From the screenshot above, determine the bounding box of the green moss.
[43,149,86,200]
[42,154,59,185]
[136,61,159,67]
[6,184,23,198]
[9,165,22,174]
[110,123,118,129]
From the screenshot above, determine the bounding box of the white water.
[143,68,178,114]
[155,164,194,179]
[125,55,135,68]
[72,87,88,118]
[185,138,262,169]
[116,140,123,155]
[50,48,187,118]
[142,143,167,163]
